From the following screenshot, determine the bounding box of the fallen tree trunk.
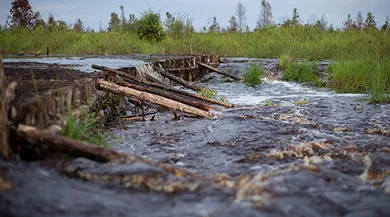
[97,79,213,118]
[93,64,234,108]
[124,77,234,108]
[17,124,129,163]
[157,65,204,92]
[16,124,199,178]
[0,56,9,158]
[197,62,242,81]
[118,80,217,111]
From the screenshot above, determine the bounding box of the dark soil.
[4,62,102,103]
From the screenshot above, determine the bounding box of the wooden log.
[122,77,234,108]
[157,64,204,92]
[93,64,234,108]
[118,80,217,111]
[0,55,9,158]
[135,64,167,86]
[17,124,129,162]
[5,82,18,107]
[97,79,213,118]
[17,124,199,178]
[197,62,242,81]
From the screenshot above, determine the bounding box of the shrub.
[136,9,165,42]
[243,63,263,86]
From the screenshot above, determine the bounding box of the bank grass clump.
[369,59,390,103]
[243,63,264,87]
[62,105,106,147]
[328,59,373,93]
[282,59,323,86]
[327,58,390,102]
[278,53,293,69]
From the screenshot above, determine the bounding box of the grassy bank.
[1,27,389,60]
[1,27,389,101]
[328,58,390,102]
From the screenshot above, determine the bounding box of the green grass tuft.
[370,59,390,103]
[243,63,263,87]
[198,88,218,99]
[62,105,106,147]
[282,60,322,86]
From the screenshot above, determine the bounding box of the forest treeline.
[2,0,389,42]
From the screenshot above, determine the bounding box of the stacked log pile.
[93,54,240,119]
[0,54,240,164]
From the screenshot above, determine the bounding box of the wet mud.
[1,58,390,217]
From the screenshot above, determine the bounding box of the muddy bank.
[4,62,102,103]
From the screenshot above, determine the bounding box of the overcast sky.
[0,0,389,31]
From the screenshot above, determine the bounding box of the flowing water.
[3,56,145,72]
[1,57,390,217]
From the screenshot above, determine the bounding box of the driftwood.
[197,62,242,81]
[17,124,129,163]
[0,56,9,158]
[97,79,213,119]
[17,124,198,177]
[93,64,233,108]
[125,77,233,108]
[157,64,204,92]
[118,80,217,111]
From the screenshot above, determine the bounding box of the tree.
[48,13,55,25]
[328,24,335,32]
[34,11,45,27]
[57,20,69,31]
[7,0,37,28]
[256,0,273,29]
[108,12,120,32]
[365,12,376,29]
[386,16,390,31]
[236,1,247,32]
[164,12,175,32]
[356,11,364,29]
[137,9,165,42]
[164,12,194,38]
[209,17,220,32]
[343,14,354,30]
[319,14,328,30]
[292,8,300,25]
[228,16,238,32]
[73,18,84,32]
[120,6,127,29]
[127,14,138,32]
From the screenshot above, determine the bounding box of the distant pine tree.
[7,0,37,28]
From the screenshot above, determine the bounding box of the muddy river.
[1,57,390,217]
